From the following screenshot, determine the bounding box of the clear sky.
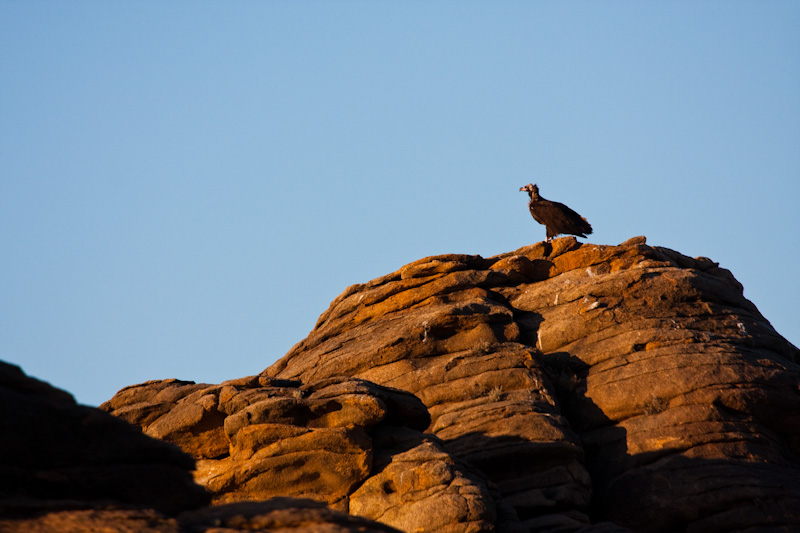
[2,2,798,407]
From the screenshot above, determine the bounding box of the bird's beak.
[519,186,527,192]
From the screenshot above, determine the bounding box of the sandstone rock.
[0,362,413,533]
[101,374,503,531]
[264,237,800,532]
[178,498,404,532]
[37,236,797,532]
[0,499,405,533]
[0,508,179,533]
[349,430,497,533]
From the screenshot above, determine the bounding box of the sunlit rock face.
[263,236,800,532]
[13,235,798,533]
[101,375,509,532]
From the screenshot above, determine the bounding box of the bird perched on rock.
[520,183,592,241]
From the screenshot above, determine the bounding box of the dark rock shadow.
[429,343,633,528]
[442,431,593,526]
[496,312,800,532]
[536,350,633,501]
[512,307,632,522]
[501,310,634,526]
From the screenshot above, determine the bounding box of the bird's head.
[519,183,539,196]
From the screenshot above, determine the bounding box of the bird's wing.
[531,200,592,235]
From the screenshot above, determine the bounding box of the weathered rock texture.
[0,499,405,533]
[263,236,800,532]
[0,361,404,533]
[11,236,799,533]
[101,374,512,532]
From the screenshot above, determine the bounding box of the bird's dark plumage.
[519,183,592,241]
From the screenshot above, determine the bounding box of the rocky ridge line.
[11,236,798,532]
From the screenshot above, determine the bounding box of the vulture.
[520,183,592,241]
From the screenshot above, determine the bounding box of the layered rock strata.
[15,235,799,532]
[101,374,511,532]
[264,236,800,532]
[0,361,405,533]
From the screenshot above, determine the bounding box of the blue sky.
[2,2,798,407]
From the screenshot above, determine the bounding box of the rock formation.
[5,236,800,532]
[0,361,402,533]
[100,374,516,532]
[262,236,800,532]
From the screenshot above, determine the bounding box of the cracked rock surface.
[0,362,408,532]
[264,236,800,532]
[101,374,509,532]
[9,236,799,532]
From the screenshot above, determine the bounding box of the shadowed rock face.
[263,236,800,532]
[0,360,209,515]
[0,362,408,533]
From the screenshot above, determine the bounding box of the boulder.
[101,374,506,532]
[0,362,410,533]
